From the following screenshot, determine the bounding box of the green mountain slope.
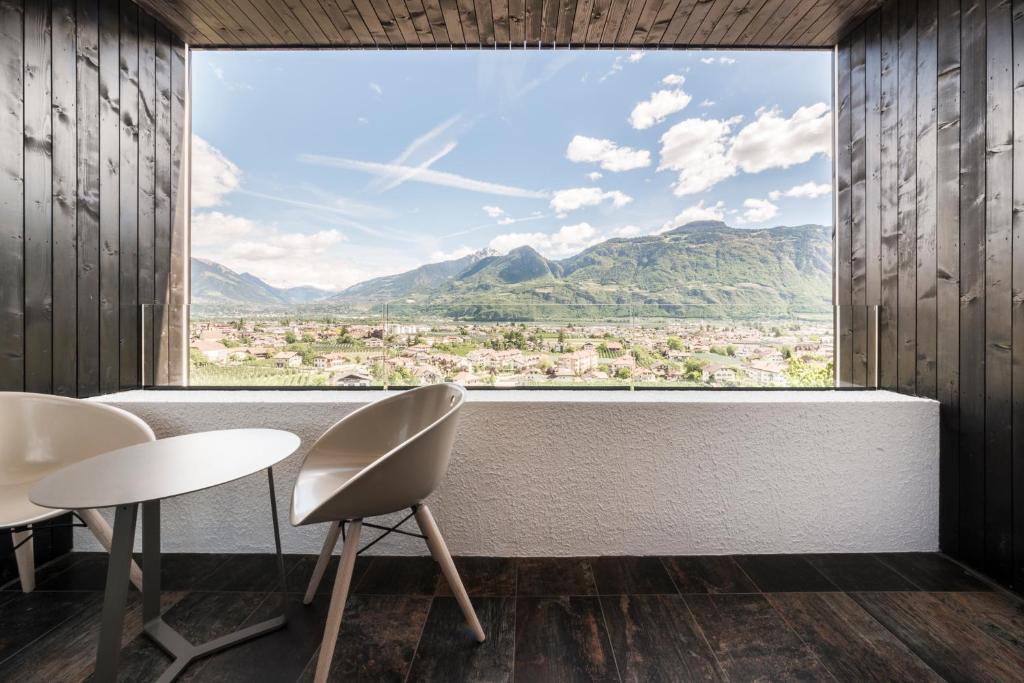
[389,222,832,312]
[191,258,333,305]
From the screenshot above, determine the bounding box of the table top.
[30,429,301,509]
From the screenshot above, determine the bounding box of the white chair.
[1,392,150,592]
[291,383,483,683]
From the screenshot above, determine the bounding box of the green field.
[190,364,329,386]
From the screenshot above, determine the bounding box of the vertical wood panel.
[119,0,139,388]
[1012,0,1024,591]
[153,24,171,385]
[52,0,78,397]
[24,0,54,394]
[851,28,869,386]
[896,0,917,395]
[958,0,987,567]
[76,0,101,396]
[168,38,187,384]
[98,0,120,393]
[864,12,882,385]
[836,41,854,386]
[936,0,961,555]
[138,10,155,387]
[878,0,899,391]
[916,0,938,398]
[0,0,25,391]
[983,0,1013,582]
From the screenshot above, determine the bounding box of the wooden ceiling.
[134,0,880,49]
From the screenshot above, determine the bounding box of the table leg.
[266,467,288,608]
[142,500,161,622]
[94,504,139,682]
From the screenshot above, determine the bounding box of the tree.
[726,344,736,357]
[667,336,684,351]
[615,366,632,380]
[189,349,209,367]
[301,333,316,344]
[284,331,297,344]
[786,358,833,387]
[683,358,706,382]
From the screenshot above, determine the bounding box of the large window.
[186,49,838,388]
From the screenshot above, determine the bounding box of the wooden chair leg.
[12,528,34,593]
[78,508,144,592]
[314,520,362,683]
[304,520,342,605]
[414,505,486,643]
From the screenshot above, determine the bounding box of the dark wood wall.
[0,0,188,399]
[837,0,1023,589]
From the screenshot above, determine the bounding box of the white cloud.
[601,51,645,81]
[658,116,741,195]
[700,99,715,107]
[369,82,383,96]
[729,103,832,173]
[629,89,693,130]
[768,181,831,201]
[302,153,548,199]
[482,205,505,218]
[659,200,727,232]
[734,198,779,225]
[192,211,371,289]
[662,73,686,86]
[190,211,255,247]
[429,246,477,262]
[191,135,240,208]
[489,222,601,259]
[498,216,516,225]
[609,224,644,238]
[700,56,736,65]
[587,171,603,181]
[566,135,651,172]
[550,187,633,215]
[375,115,462,192]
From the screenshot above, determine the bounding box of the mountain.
[356,222,832,311]
[328,249,497,303]
[192,222,833,312]
[190,258,333,305]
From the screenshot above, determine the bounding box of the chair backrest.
[0,393,156,487]
[292,383,465,524]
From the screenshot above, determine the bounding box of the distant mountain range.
[191,221,832,311]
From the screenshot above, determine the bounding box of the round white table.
[30,428,301,683]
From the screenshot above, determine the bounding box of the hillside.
[192,222,833,313]
[363,222,832,311]
[190,258,333,305]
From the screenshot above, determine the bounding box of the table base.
[94,468,288,682]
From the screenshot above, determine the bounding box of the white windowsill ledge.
[95,388,933,404]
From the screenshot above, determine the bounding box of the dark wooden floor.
[1,552,1022,682]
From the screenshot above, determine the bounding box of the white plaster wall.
[80,390,940,556]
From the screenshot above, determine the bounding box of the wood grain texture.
[864,12,881,385]
[1013,0,1024,592]
[52,0,78,397]
[24,0,53,395]
[836,40,854,386]
[0,0,25,391]
[878,0,898,391]
[851,26,869,386]
[98,0,120,393]
[77,0,102,396]
[896,0,917,395]
[120,0,140,389]
[600,594,722,681]
[685,593,832,680]
[513,596,618,682]
[915,0,938,399]
[935,0,960,553]
[128,0,881,45]
[767,592,942,681]
[1,0,186,397]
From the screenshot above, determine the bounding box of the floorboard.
[5,552,1024,682]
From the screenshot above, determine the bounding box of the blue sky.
[191,49,833,291]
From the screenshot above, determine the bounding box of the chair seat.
[0,481,66,529]
[290,465,364,526]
